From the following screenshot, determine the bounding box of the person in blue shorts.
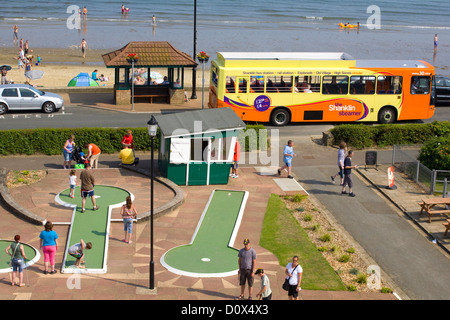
[278,140,296,179]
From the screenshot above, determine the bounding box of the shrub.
[338,254,350,263]
[292,194,308,203]
[349,268,359,275]
[317,246,328,252]
[356,273,367,284]
[311,224,320,232]
[418,136,450,170]
[346,247,355,254]
[381,287,393,293]
[303,214,312,222]
[296,207,305,212]
[320,234,331,242]
[347,285,357,291]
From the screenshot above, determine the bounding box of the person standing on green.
[5,235,28,287]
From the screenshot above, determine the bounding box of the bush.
[356,273,367,284]
[303,214,312,222]
[418,135,450,170]
[347,285,357,291]
[292,194,308,203]
[320,234,331,242]
[381,287,393,293]
[338,254,350,263]
[346,247,355,254]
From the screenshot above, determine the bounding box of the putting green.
[0,240,40,273]
[56,185,130,273]
[161,190,248,277]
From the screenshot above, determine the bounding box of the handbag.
[282,264,298,291]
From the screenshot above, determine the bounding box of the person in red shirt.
[231,140,241,178]
[121,130,133,149]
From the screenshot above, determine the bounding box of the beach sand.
[0,46,209,89]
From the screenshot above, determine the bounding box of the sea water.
[0,0,449,74]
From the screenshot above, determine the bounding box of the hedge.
[418,135,450,170]
[330,121,450,149]
[0,125,267,156]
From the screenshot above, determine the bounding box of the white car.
[0,84,64,115]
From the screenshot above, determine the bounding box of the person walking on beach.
[12,25,18,45]
[68,239,92,268]
[341,150,358,197]
[331,141,347,185]
[120,196,138,244]
[278,140,296,179]
[255,268,272,300]
[236,238,256,300]
[434,34,438,51]
[79,163,99,213]
[82,6,87,19]
[5,235,28,287]
[81,39,87,58]
[39,221,59,275]
[23,40,29,55]
[84,142,101,168]
[285,256,303,300]
[63,135,75,169]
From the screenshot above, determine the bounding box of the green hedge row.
[330,121,450,149]
[0,125,267,156]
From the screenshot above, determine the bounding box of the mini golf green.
[56,185,131,273]
[161,190,248,277]
[0,240,40,273]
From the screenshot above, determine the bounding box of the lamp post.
[147,115,158,290]
[191,0,197,100]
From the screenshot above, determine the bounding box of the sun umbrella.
[67,72,99,87]
[0,65,12,71]
[25,70,44,80]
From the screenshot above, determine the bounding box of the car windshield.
[28,87,45,96]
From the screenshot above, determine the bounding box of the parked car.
[0,84,64,114]
[436,76,450,105]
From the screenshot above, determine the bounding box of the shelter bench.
[134,93,169,104]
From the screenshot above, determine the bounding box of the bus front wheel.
[270,108,291,126]
[378,107,396,124]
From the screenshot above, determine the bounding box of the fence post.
[443,178,448,198]
[431,169,436,194]
[416,160,420,183]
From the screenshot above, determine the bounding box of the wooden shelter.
[102,41,197,105]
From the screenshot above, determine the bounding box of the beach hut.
[102,41,197,105]
[67,73,99,87]
[153,108,246,186]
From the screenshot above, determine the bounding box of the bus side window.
[350,76,375,94]
[276,76,292,93]
[377,76,402,94]
[296,76,320,93]
[226,76,236,93]
[266,77,278,93]
[411,76,430,94]
[323,76,348,94]
[250,76,264,93]
[238,78,248,93]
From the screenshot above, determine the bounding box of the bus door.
[403,75,432,120]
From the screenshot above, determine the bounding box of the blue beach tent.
[67,72,99,87]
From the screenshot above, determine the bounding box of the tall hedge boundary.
[330,121,450,149]
[0,125,267,156]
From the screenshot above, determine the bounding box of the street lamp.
[191,0,197,100]
[147,115,158,290]
[126,53,139,111]
[197,51,209,109]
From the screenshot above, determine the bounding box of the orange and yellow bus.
[208,52,435,126]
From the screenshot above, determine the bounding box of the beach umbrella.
[25,70,44,80]
[0,65,12,71]
[67,72,99,87]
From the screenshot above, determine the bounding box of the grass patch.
[260,194,347,291]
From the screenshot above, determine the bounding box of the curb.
[119,164,185,221]
[0,168,46,225]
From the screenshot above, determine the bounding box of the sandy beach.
[0,46,209,89]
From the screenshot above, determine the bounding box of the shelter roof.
[102,41,197,68]
[153,108,246,138]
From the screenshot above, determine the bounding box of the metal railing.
[392,144,450,196]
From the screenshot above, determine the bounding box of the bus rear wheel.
[378,107,396,124]
[270,108,291,126]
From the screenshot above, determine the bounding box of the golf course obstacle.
[161,189,249,277]
[55,185,133,274]
[0,240,40,273]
